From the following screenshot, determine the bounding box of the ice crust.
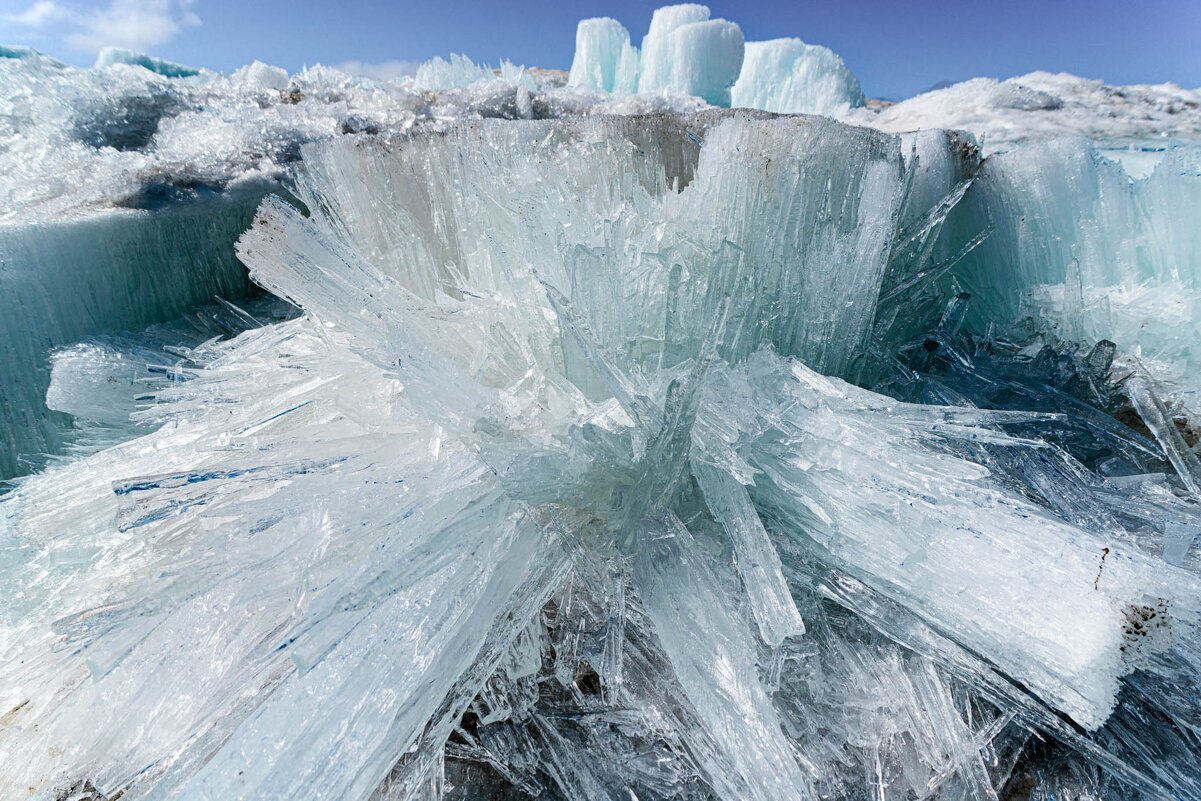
[2,110,1200,801]
[1,8,1201,801]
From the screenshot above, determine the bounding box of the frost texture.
[2,113,1200,801]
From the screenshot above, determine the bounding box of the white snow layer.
[867,70,1201,157]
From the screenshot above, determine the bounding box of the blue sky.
[2,0,1199,100]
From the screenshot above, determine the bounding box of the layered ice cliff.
[2,7,1201,801]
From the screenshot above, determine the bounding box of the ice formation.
[730,38,865,116]
[568,5,864,113]
[93,47,200,77]
[2,6,1201,801]
[568,17,639,94]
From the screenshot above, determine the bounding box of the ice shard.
[698,350,1199,730]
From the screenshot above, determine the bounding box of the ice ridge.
[93,47,201,77]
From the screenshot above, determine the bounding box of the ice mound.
[869,71,1201,157]
[3,113,1200,801]
[731,38,866,116]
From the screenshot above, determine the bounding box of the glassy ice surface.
[1,8,1201,801]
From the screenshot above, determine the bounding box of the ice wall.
[0,187,268,479]
[731,38,865,115]
[280,111,907,380]
[943,137,1201,399]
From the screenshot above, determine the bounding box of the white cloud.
[7,0,67,26]
[5,0,201,54]
[334,60,420,82]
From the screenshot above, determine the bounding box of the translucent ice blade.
[634,512,813,801]
[703,349,1201,730]
[692,458,804,646]
[1124,372,1201,497]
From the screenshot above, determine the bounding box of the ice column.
[568,17,639,94]
[637,5,744,106]
[637,4,710,92]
